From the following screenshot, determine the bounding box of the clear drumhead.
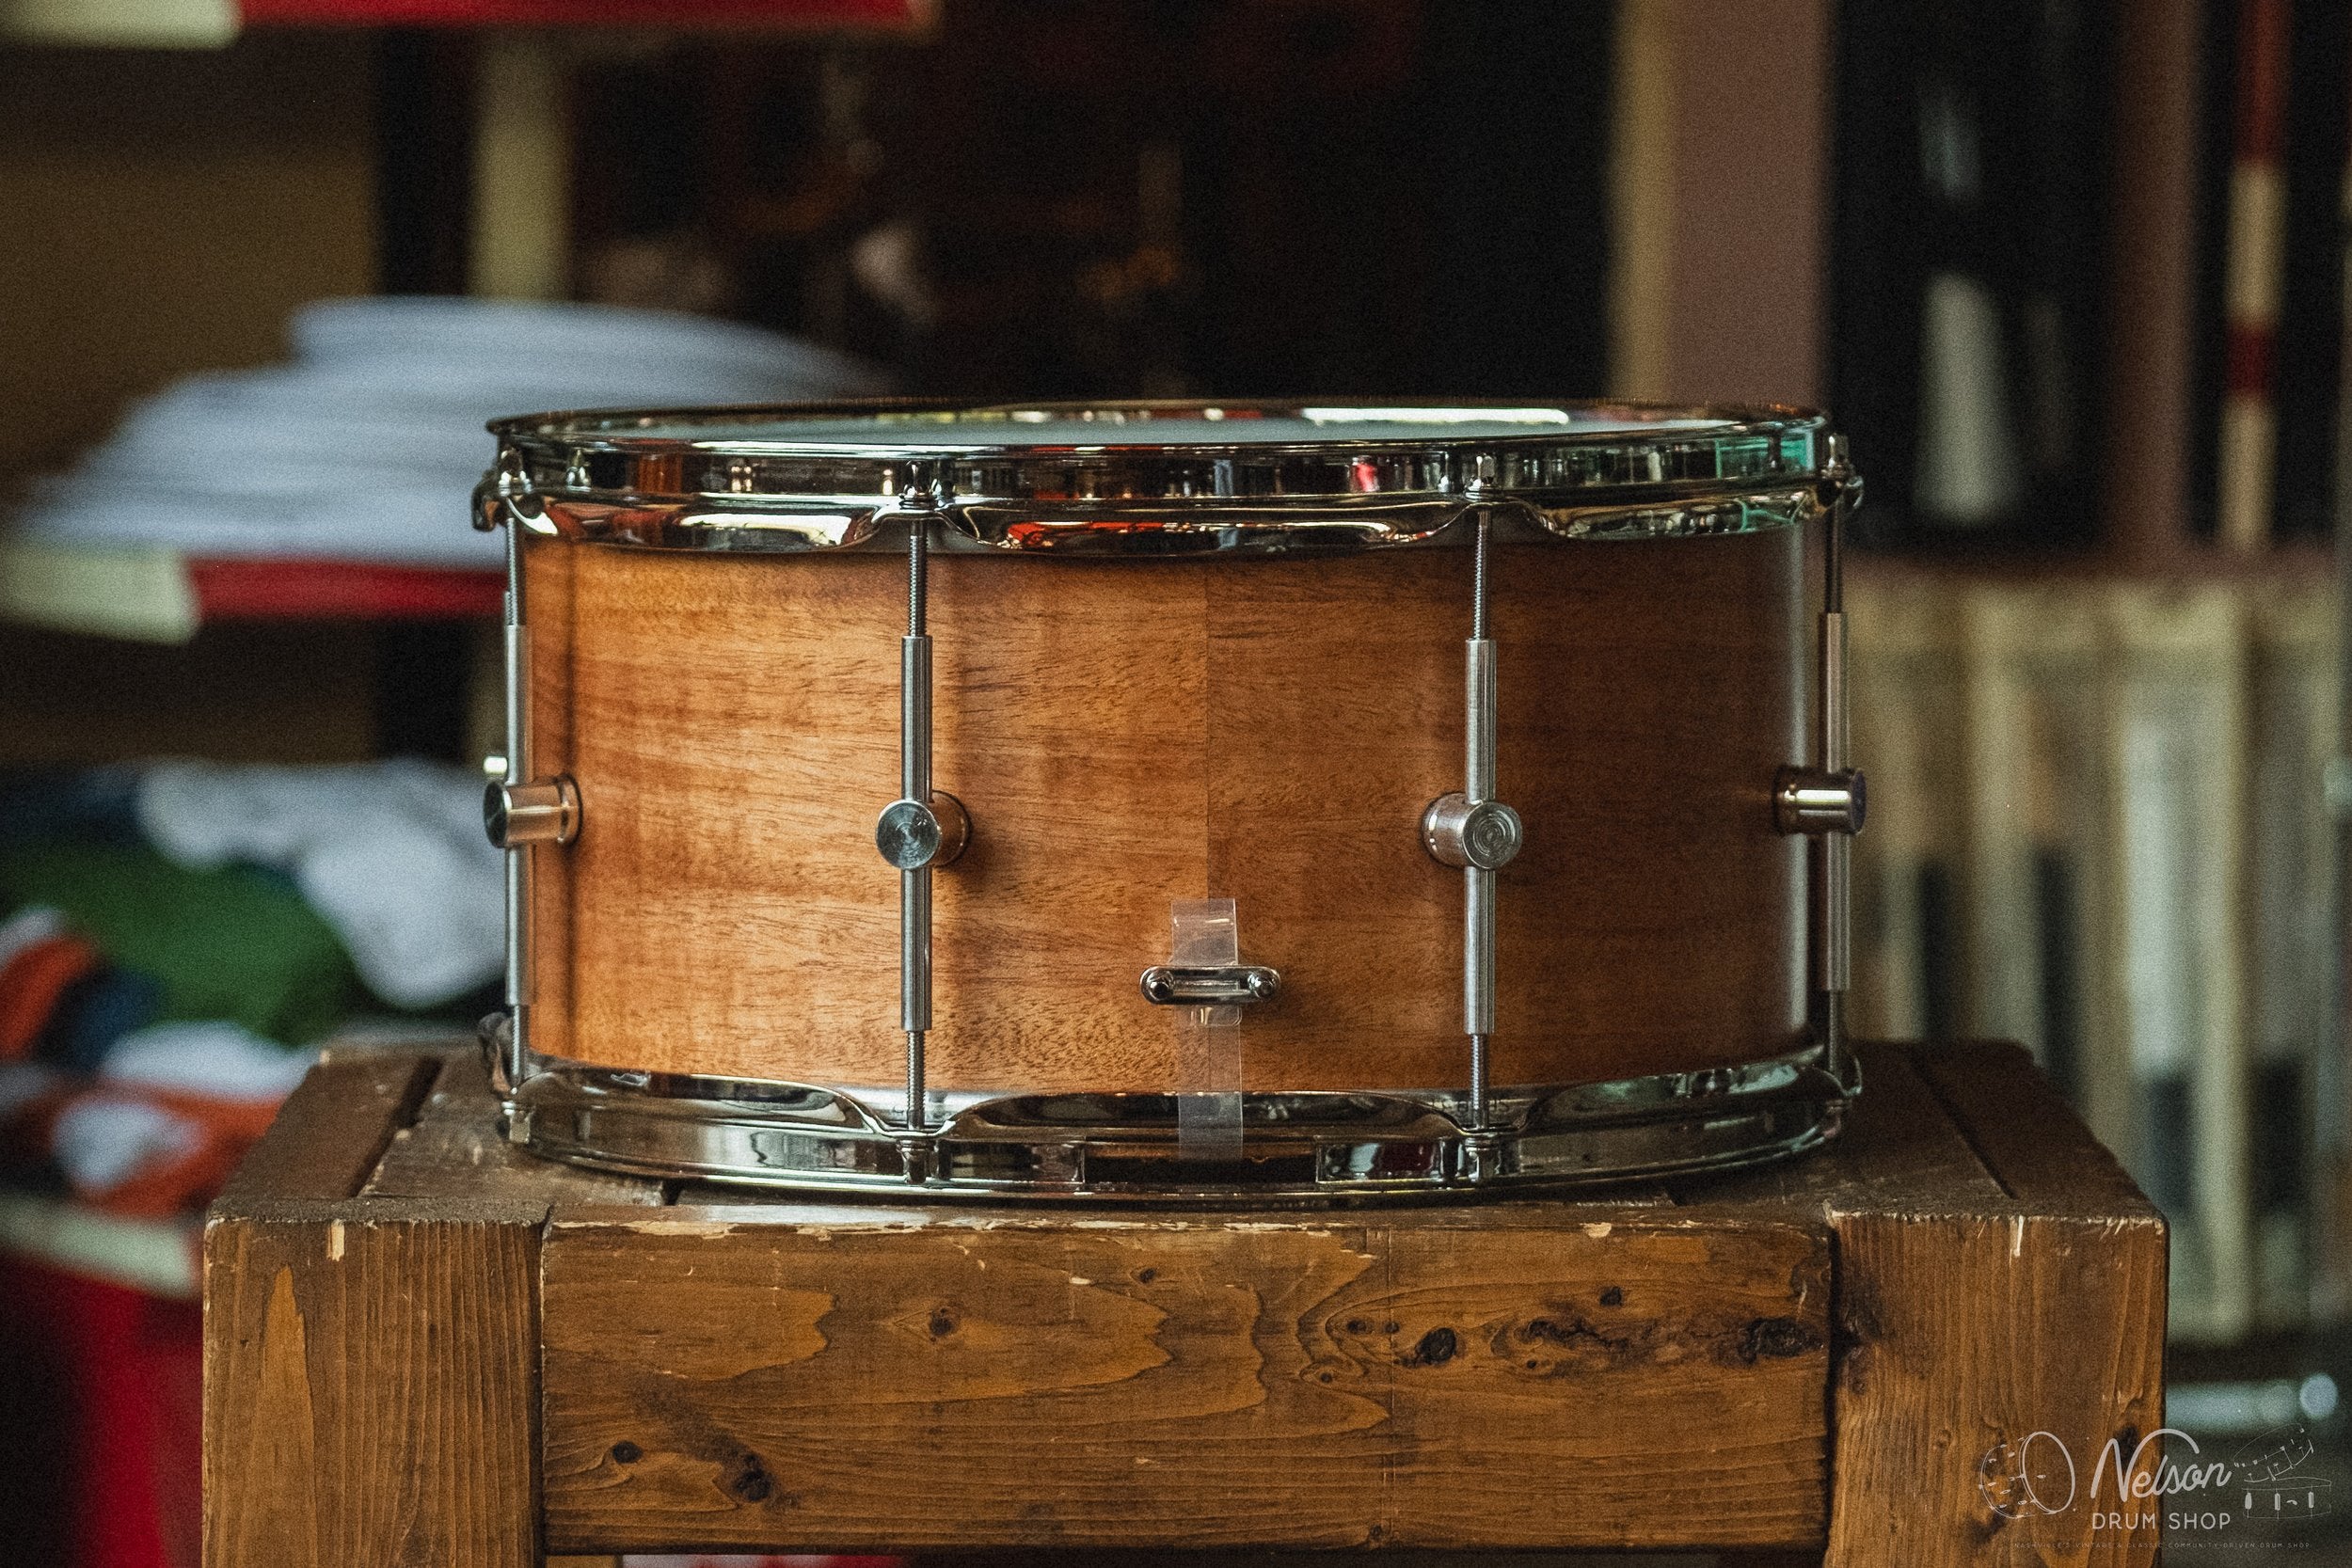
[580,404,1733,447]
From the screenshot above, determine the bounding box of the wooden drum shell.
[519,528,1807,1095]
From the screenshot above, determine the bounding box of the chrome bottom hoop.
[482,1017,1858,1201]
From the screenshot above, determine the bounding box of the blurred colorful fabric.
[0,759,497,1215]
[136,759,502,1008]
[0,848,358,1045]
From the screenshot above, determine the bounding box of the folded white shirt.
[137,758,502,1009]
[10,295,887,567]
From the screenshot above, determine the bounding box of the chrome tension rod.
[1422,513,1524,1131]
[480,509,579,1092]
[1774,434,1866,1082]
[875,516,969,1141]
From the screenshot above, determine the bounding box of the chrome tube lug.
[1772,768,1866,837]
[485,775,580,848]
[875,790,969,870]
[1805,434,1861,1079]
[886,515,967,1132]
[1420,512,1518,1131]
[1422,792,1523,870]
[495,504,537,1089]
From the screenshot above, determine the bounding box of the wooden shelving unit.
[0,540,501,643]
[0,0,920,45]
[0,1193,197,1302]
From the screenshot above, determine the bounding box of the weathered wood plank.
[201,1038,2160,1562]
[1823,1044,2167,1568]
[201,1197,543,1568]
[218,1052,438,1203]
[1909,1042,2163,1220]
[363,1044,662,1207]
[1668,1042,2009,1215]
[1824,1208,2166,1568]
[540,1207,1831,1555]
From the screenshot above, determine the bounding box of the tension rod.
[1421,513,1524,1131]
[875,517,969,1137]
[1772,434,1866,1085]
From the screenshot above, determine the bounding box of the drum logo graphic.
[1975,1425,2330,1543]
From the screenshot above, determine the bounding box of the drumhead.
[481,399,1837,555]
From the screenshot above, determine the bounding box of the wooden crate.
[202,1042,2163,1565]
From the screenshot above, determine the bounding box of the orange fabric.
[0,937,101,1059]
[2,1081,285,1218]
[61,1088,283,1219]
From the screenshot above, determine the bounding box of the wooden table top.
[203,1040,2165,1566]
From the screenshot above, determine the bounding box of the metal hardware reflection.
[876,792,970,871]
[1421,794,1523,871]
[878,515,969,1144]
[485,1017,1857,1200]
[1139,965,1281,1006]
[1796,434,1864,1077]
[484,775,580,848]
[1773,768,1866,837]
[498,518,532,1090]
[1420,513,1524,1132]
[481,399,1835,557]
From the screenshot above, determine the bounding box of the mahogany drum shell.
[519,528,1807,1095]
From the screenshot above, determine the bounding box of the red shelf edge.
[238,0,924,27]
[185,558,504,621]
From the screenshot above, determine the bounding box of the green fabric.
[0,842,358,1045]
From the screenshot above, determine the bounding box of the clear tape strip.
[1170,897,1244,1157]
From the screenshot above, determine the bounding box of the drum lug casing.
[1772,768,1865,837]
[1416,512,1522,1130]
[484,775,580,848]
[1421,792,1523,870]
[875,791,969,870]
[1793,433,1863,1060]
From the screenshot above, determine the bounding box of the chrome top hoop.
[476,399,1834,555]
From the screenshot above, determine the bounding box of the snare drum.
[475,402,1865,1197]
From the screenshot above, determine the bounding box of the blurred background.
[0,0,2340,1563]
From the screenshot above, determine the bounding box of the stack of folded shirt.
[0,759,503,1214]
[8,295,886,569]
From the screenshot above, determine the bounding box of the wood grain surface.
[1690,1046,2167,1568]
[203,1041,2166,1564]
[215,1050,437,1203]
[1844,1046,2166,1568]
[201,1199,542,1568]
[524,528,1804,1092]
[539,1204,1832,1554]
[361,1044,660,1208]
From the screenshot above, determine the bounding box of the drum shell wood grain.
[518,527,1808,1094]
